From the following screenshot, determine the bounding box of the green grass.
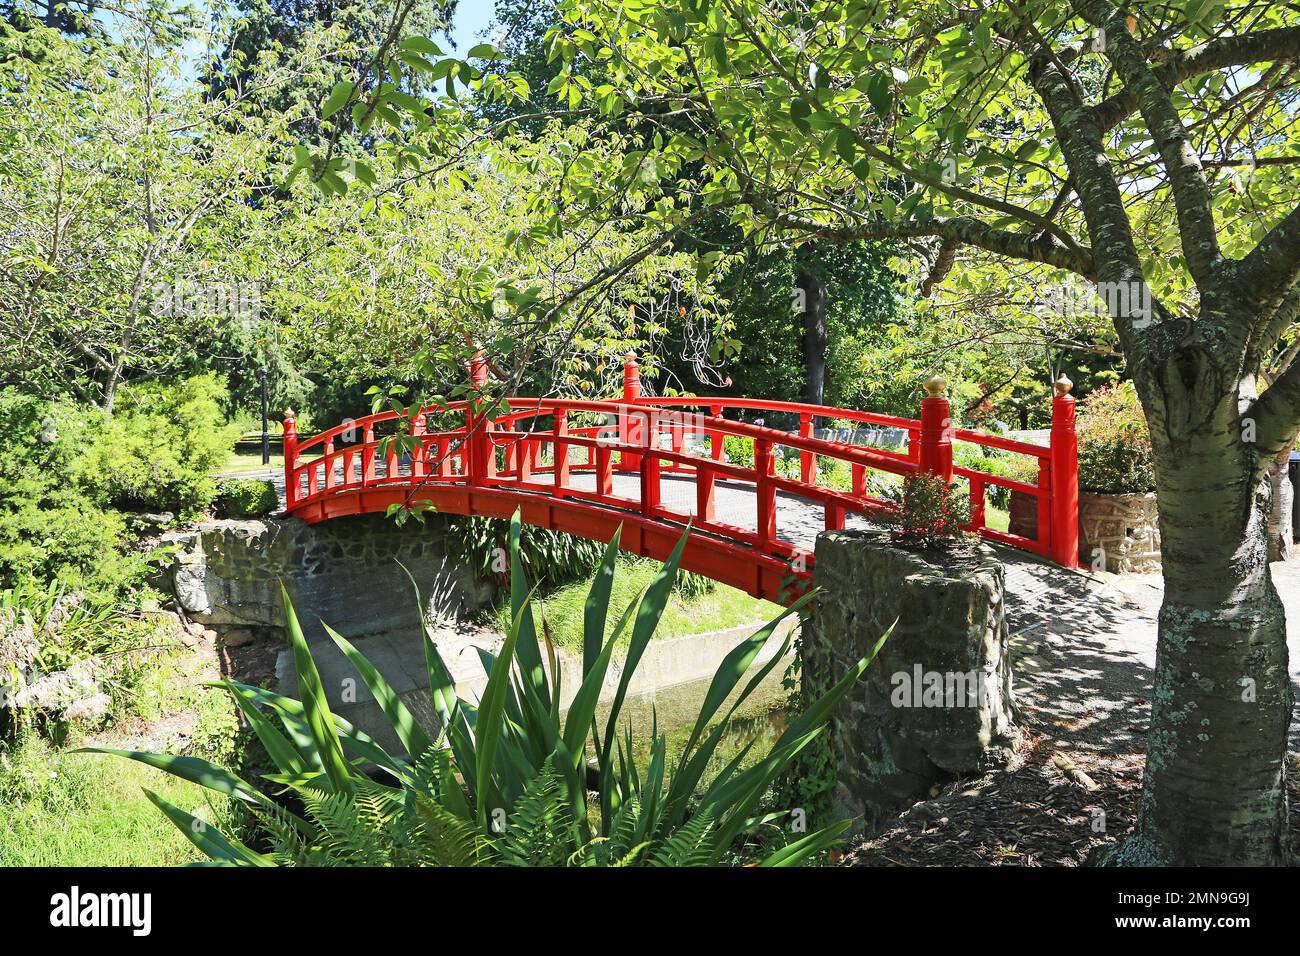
[0,636,247,866]
[985,503,1011,533]
[495,556,781,650]
[0,733,223,866]
[219,447,284,475]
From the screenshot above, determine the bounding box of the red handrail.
[279,358,1081,602]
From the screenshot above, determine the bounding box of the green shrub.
[723,433,754,468]
[675,568,716,599]
[953,443,1040,509]
[1076,382,1155,494]
[880,473,972,547]
[214,478,279,518]
[446,515,604,586]
[0,391,128,590]
[75,374,239,517]
[92,512,887,867]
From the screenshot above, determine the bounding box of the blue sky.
[449,0,498,52]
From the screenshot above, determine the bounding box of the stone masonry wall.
[163,514,493,644]
[808,530,1018,834]
[1078,491,1161,573]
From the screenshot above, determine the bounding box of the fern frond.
[498,764,576,867]
[648,811,716,867]
[411,796,491,866]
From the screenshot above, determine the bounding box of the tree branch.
[765,209,1095,277]
[1237,204,1300,315]
[1024,32,1143,296]
[1092,26,1300,134]
[1251,355,1300,456]
[1076,0,1222,285]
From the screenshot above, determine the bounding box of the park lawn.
[0,733,215,866]
[495,557,782,650]
[219,446,284,475]
[985,504,1011,533]
[0,632,248,867]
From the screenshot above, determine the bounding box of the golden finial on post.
[283,408,296,423]
[923,375,947,397]
[1054,374,1073,397]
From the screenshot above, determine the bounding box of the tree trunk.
[1114,398,1292,865]
[797,270,827,406]
[1267,439,1296,562]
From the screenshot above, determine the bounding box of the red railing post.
[437,437,453,478]
[1050,374,1080,568]
[620,352,642,472]
[755,438,777,545]
[518,436,533,482]
[467,351,494,485]
[282,409,298,508]
[918,375,953,483]
[553,406,570,493]
[799,412,816,485]
[697,403,721,522]
[596,442,613,496]
[363,423,376,484]
[640,408,660,516]
[410,413,425,479]
[710,404,724,463]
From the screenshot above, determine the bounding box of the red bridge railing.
[280,355,1080,602]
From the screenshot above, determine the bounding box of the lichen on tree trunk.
[1112,385,1293,865]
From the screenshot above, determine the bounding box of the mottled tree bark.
[1112,363,1293,865]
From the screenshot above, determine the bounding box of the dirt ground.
[845,557,1300,866]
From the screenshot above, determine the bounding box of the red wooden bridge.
[281,356,1080,603]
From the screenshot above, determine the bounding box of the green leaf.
[399,36,444,56]
[325,623,433,760]
[351,160,377,185]
[680,591,815,758]
[508,509,549,704]
[758,819,855,866]
[224,680,402,773]
[474,584,539,830]
[790,97,811,131]
[704,627,890,849]
[77,747,261,804]
[214,684,309,775]
[867,73,893,119]
[582,527,622,673]
[143,790,272,866]
[322,80,355,120]
[835,127,856,165]
[599,527,690,767]
[281,584,354,793]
